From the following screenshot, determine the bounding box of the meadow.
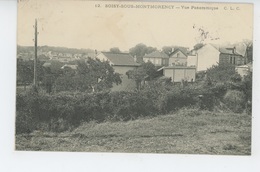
[16,108,251,155]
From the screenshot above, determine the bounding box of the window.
[162,59,165,65]
[230,56,233,64]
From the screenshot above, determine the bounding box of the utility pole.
[33,18,38,91]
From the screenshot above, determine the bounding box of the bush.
[223,90,246,113]
[108,91,155,121]
[15,89,39,134]
[17,81,236,134]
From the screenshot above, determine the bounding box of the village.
[17,41,253,92]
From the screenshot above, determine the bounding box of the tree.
[42,60,64,93]
[54,58,121,92]
[162,46,173,55]
[17,59,45,90]
[146,46,157,54]
[126,62,157,90]
[242,39,253,63]
[17,60,34,90]
[206,63,236,83]
[110,47,121,53]
[126,68,146,90]
[129,43,157,62]
[162,46,189,55]
[193,43,204,50]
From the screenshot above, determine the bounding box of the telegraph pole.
[33,18,38,91]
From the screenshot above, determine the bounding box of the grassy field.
[15,109,251,155]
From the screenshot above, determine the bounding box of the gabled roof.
[101,52,140,66]
[143,50,169,58]
[169,49,188,57]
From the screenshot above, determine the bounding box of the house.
[96,52,140,91]
[143,50,169,66]
[219,47,245,65]
[192,43,250,72]
[158,66,196,82]
[235,62,252,78]
[191,44,220,72]
[169,49,188,66]
[187,54,198,68]
[61,64,78,70]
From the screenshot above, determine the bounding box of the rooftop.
[219,48,242,56]
[144,50,169,58]
[101,52,140,66]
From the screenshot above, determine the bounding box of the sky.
[17,0,253,51]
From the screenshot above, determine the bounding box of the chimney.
[133,55,137,62]
[233,46,236,54]
[169,47,175,55]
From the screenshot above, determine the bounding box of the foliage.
[109,47,121,53]
[206,63,236,83]
[162,46,189,55]
[16,84,212,133]
[193,43,204,50]
[40,58,122,93]
[242,71,252,101]
[162,46,173,55]
[75,58,122,92]
[17,59,45,89]
[126,62,157,90]
[129,43,157,62]
[223,90,246,113]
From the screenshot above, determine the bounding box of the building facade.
[143,50,169,66]
[96,52,140,91]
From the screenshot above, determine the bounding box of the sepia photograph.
[15,0,253,155]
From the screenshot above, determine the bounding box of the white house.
[159,66,196,82]
[191,44,220,72]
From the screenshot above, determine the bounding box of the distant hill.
[17,45,95,54]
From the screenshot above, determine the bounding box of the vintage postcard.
[16,0,253,155]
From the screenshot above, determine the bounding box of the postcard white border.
[0,0,259,172]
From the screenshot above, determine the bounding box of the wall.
[143,57,162,66]
[111,65,138,91]
[169,51,187,66]
[219,54,244,65]
[96,53,137,91]
[163,68,196,82]
[196,44,220,71]
[187,55,197,67]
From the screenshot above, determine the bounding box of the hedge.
[15,83,237,134]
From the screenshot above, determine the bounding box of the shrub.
[223,90,246,113]
[17,81,235,134]
[108,91,155,121]
[15,89,39,134]
[206,63,236,83]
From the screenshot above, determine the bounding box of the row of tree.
[17,58,122,93]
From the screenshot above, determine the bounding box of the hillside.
[16,109,251,155]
